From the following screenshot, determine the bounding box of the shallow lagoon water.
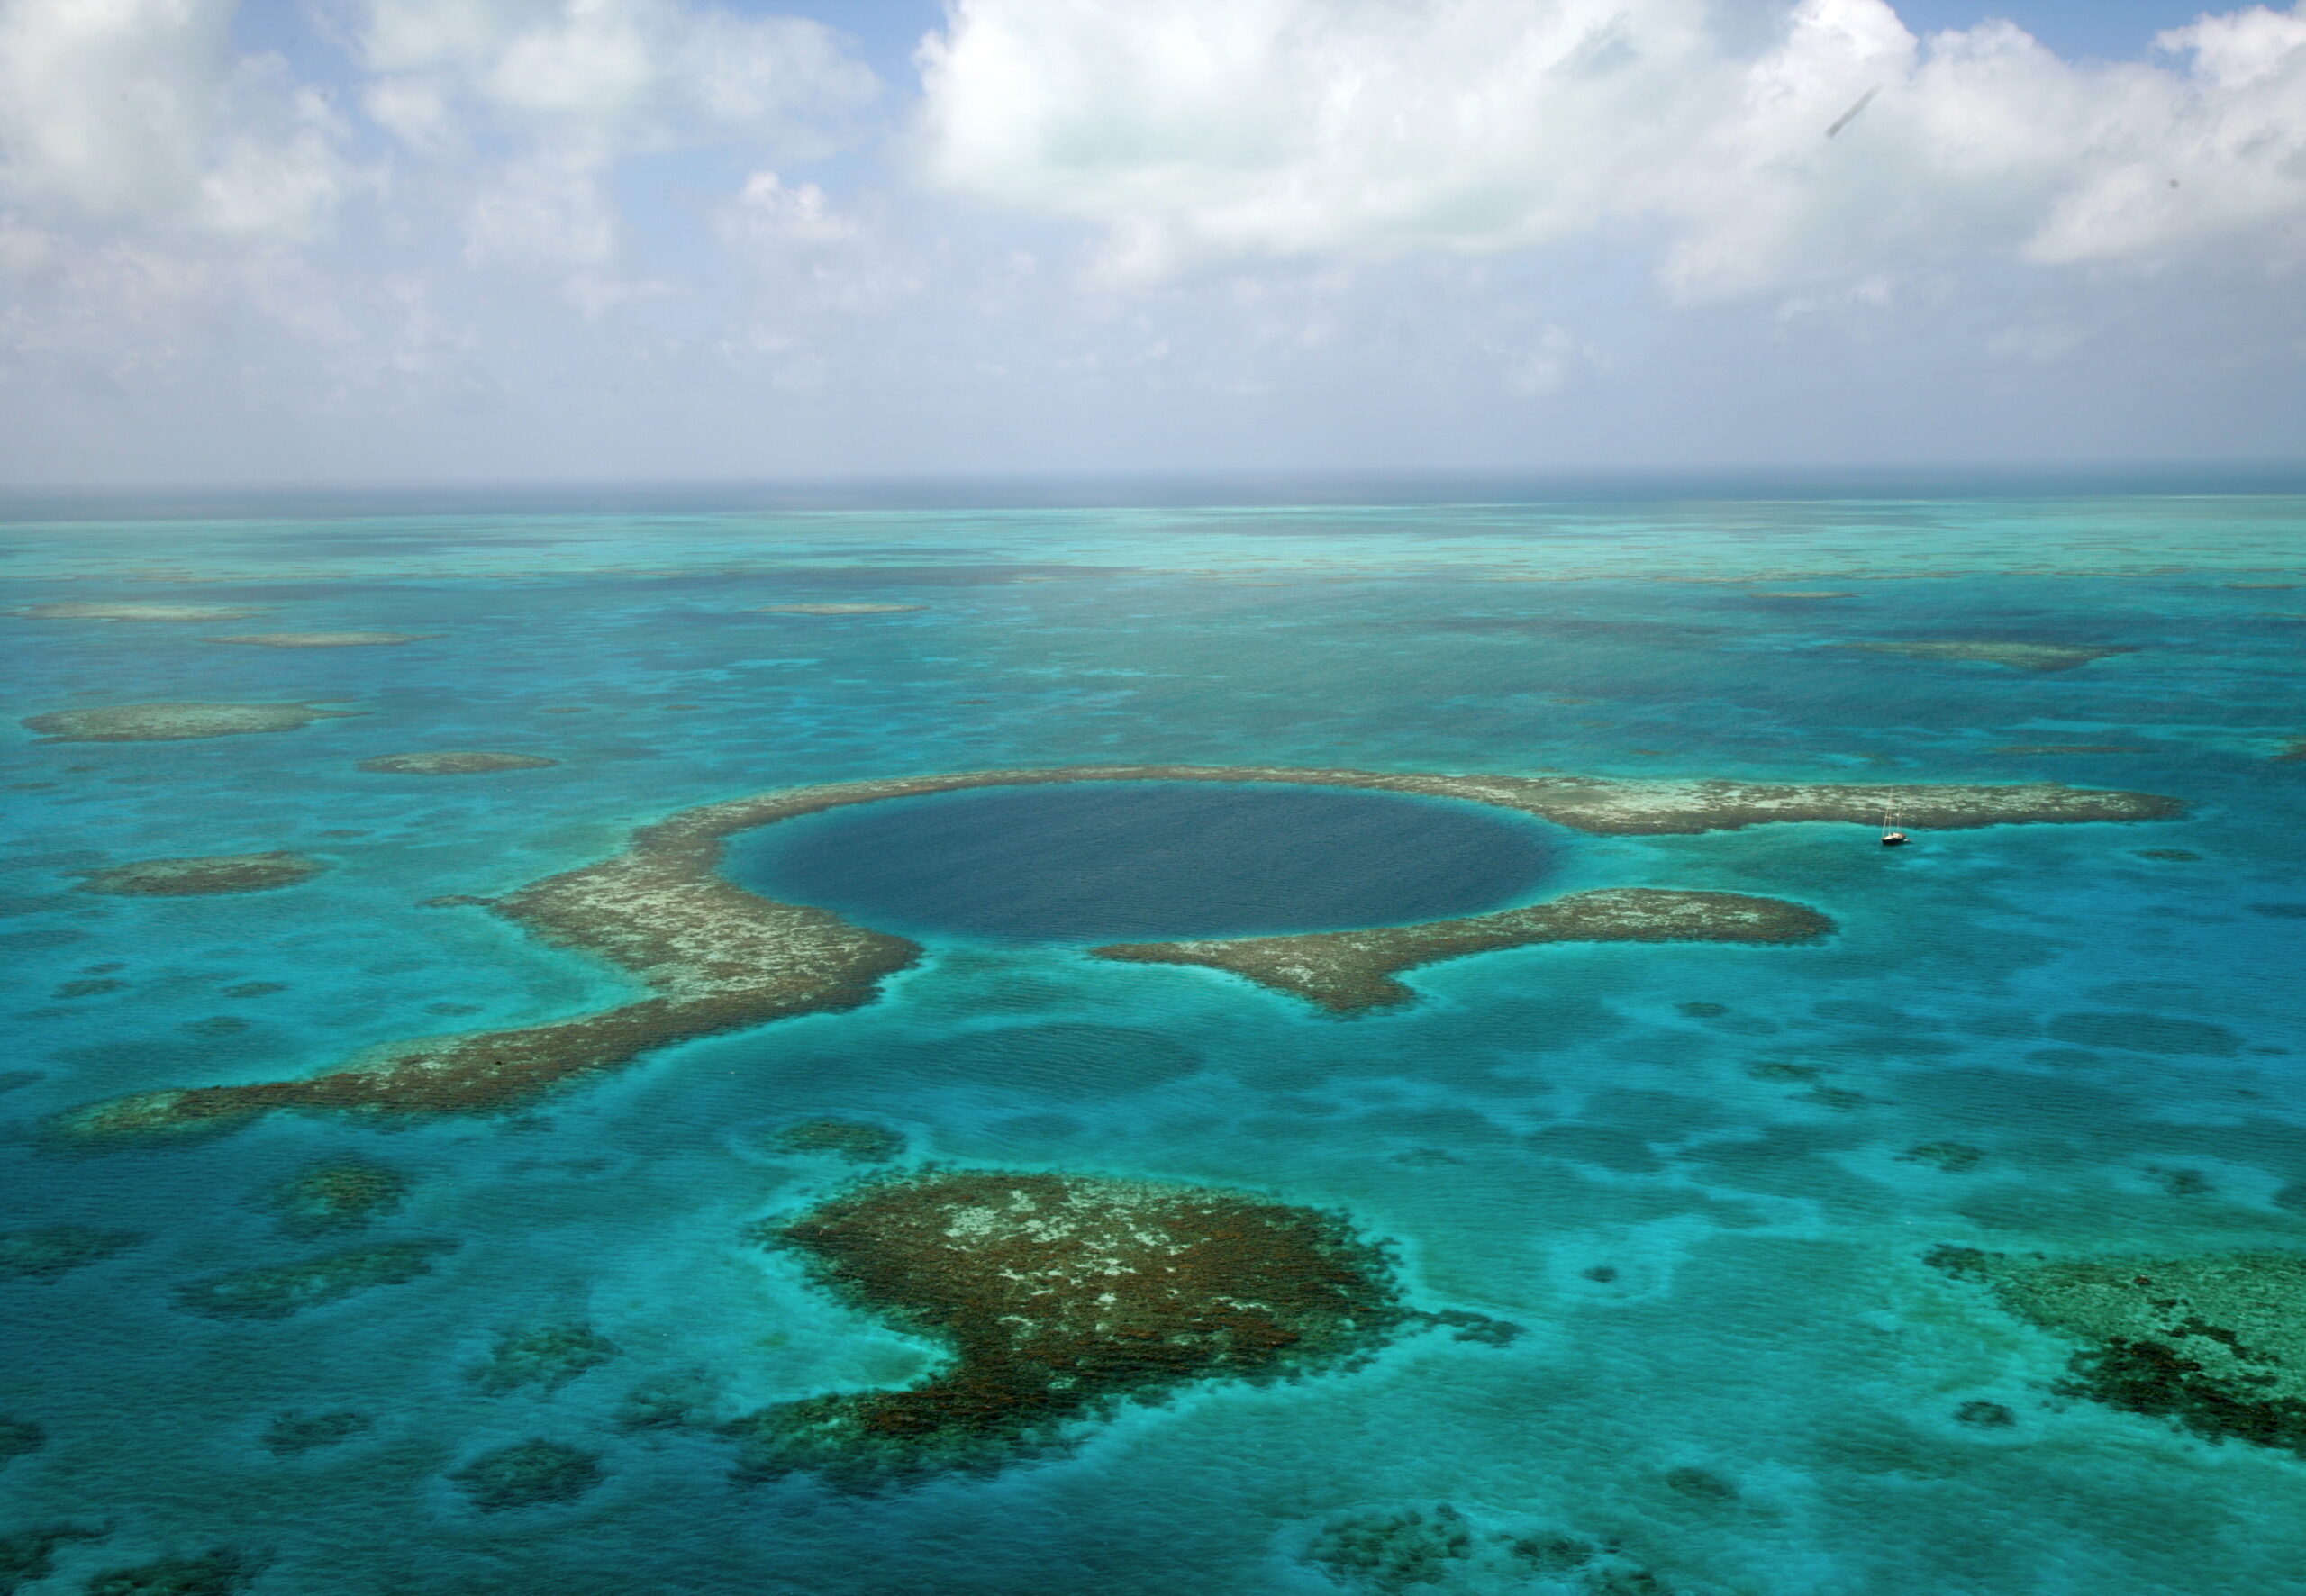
[1,491,2303,1594]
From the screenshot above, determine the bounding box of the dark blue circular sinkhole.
[722,780,1565,943]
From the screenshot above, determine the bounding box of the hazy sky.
[1,0,2300,486]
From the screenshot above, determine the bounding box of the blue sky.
[2,0,2301,485]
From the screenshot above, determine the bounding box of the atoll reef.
[752,603,927,614]
[205,631,429,648]
[174,1240,454,1319]
[21,702,359,742]
[77,852,324,897]
[79,1549,256,1596]
[52,763,2177,1143]
[770,1118,906,1163]
[1930,1246,2306,1457]
[475,1325,618,1393]
[254,1156,410,1237]
[1094,887,1832,1011]
[259,1410,374,1455]
[0,1225,145,1282]
[356,750,558,775]
[13,602,261,622]
[1842,640,2130,671]
[449,1439,604,1511]
[727,1169,1404,1486]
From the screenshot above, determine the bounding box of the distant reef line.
[50,764,2182,1147]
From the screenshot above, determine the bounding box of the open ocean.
[3,486,2302,1595]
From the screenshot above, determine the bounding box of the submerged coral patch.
[1094,888,1832,1011]
[474,1325,618,1393]
[729,1169,1406,1485]
[206,632,430,648]
[0,1416,43,1461]
[78,852,323,897]
[1932,1247,2306,1457]
[260,1410,374,1455]
[174,1240,453,1319]
[80,1549,257,1595]
[0,1226,145,1281]
[255,1156,410,1237]
[13,603,262,622]
[356,750,558,775]
[770,1119,906,1163]
[22,702,359,742]
[0,1527,100,1591]
[1840,640,2130,671]
[450,1439,604,1511]
[751,603,927,614]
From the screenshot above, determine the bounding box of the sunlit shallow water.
[1,490,2302,1595]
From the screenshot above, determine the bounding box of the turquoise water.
[727,782,1566,941]
[2,493,2303,1593]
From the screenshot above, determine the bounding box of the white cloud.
[917,0,2306,298]
[351,0,878,159]
[0,0,356,240]
[347,0,881,287]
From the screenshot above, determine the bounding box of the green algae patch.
[1093,888,1832,1012]
[13,602,261,622]
[475,1325,617,1393]
[21,702,359,743]
[450,1439,604,1511]
[1930,1246,2306,1458]
[260,1410,373,1455]
[0,1225,145,1281]
[255,1156,410,1237]
[771,1118,906,1164]
[731,1169,1406,1486]
[80,1549,256,1596]
[51,763,2176,1146]
[357,750,558,775]
[78,852,323,897]
[1841,640,2130,671]
[206,632,430,648]
[174,1239,454,1319]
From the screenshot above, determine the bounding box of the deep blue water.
[728,782,1564,941]
[2,492,2304,1596]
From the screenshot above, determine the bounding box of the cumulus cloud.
[917,0,2306,298]
[0,0,356,240]
[350,0,879,157]
[345,0,881,290]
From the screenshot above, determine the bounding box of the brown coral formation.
[1930,1246,2306,1457]
[51,763,2177,1143]
[1094,888,1832,1011]
[356,750,558,775]
[22,702,359,742]
[77,852,323,897]
[727,1169,1403,1485]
